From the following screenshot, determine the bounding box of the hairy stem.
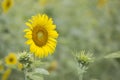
[24,70,27,80]
[79,74,83,80]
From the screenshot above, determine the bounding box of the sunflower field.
[0,0,120,80]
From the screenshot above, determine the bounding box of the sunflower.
[1,0,14,13]
[2,68,11,80]
[97,0,108,8]
[47,61,58,73]
[24,14,58,58]
[17,63,23,70]
[39,0,48,7]
[5,53,17,65]
[0,65,4,72]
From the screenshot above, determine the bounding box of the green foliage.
[105,51,120,59]
[33,68,49,75]
[27,68,49,80]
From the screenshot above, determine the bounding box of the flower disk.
[2,0,14,13]
[5,53,17,65]
[24,14,59,58]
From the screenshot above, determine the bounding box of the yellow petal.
[26,31,32,35]
[26,22,33,29]
[48,30,59,38]
[24,34,32,39]
[25,40,33,44]
[23,29,31,32]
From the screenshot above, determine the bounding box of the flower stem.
[78,64,84,80]
[79,74,83,80]
[25,76,27,80]
[24,70,27,80]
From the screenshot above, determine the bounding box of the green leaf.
[29,75,44,80]
[104,51,120,59]
[26,68,49,80]
[32,68,49,75]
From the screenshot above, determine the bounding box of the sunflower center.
[32,26,48,47]
[37,32,44,39]
[6,1,11,7]
[9,58,13,62]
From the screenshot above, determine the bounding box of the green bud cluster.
[76,51,93,66]
[18,52,33,69]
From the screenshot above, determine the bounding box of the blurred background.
[0,0,120,80]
